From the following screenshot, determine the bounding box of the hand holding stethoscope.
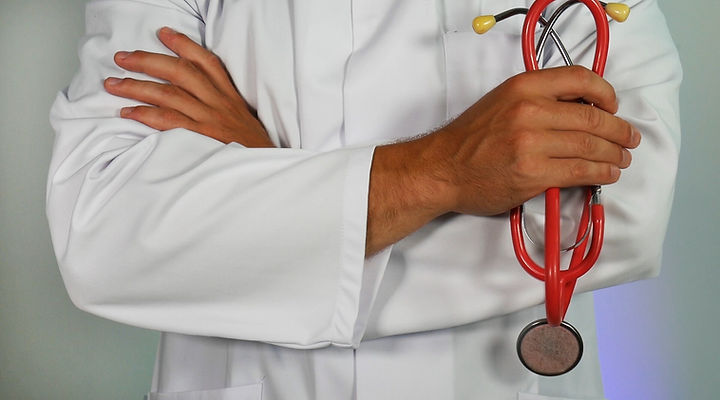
[473,0,630,376]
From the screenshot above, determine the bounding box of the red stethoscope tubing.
[511,0,609,326]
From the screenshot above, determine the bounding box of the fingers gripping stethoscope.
[473,0,630,376]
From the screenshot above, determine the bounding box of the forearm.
[48,0,379,346]
[365,65,638,256]
[366,134,453,255]
[96,14,637,261]
[47,118,377,346]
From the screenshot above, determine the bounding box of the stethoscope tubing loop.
[511,0,610,326]
[521,0,610,76]
[512,201,605,322]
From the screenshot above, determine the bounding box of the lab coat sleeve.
[359,0,681,339]
[552,0,682,291]
[46,0,386,349]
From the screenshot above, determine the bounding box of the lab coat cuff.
[351,248,393,347]
[328,146,390,347]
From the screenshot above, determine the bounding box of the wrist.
[365,132,458,255]
[375,133,457,218]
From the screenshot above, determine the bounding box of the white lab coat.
[47,0,681,398]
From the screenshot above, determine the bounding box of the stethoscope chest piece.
[473,0,630,377]
[517,319,584,376]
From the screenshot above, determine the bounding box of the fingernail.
[116,51,131,60]
[622,149,632,167]
[631,127,642,147]
[159,26,176,36]
[105,77,121,86]
[120,107,134,117]
[611,165,621,179]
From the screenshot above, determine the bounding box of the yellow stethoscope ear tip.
[605,3,630,22]
[473,15,497,34]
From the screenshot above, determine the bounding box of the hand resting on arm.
[105,27,640,257]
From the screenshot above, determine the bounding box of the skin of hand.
[104,28,640,256]
[104,27,274,147]
[367,66,640,254]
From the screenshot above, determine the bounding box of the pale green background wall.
[0,1,158,399]
[0,1,717,399]
[594,1,720,399]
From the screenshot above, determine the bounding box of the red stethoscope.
[473,0,629,376]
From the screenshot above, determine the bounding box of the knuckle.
[171,58,197,81]
[506,128,538,158]
[569,161,590,180]
[514,129,539,152]
[175,57,195,72]
[130,106,148,117]
[160,108,181,123]
[568,65,592,84]
[507,99,540,121]
[505,73,531,93]
[205,53,224,69]
[582,106,603,131]
[517,99,541,116]
[511,154,539,182]
[159,84,183,98]
[577,134,595,155]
